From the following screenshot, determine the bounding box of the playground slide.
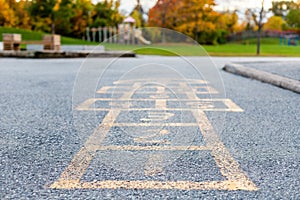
[134,29,151,45]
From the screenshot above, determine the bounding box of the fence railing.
[228,30,300,42]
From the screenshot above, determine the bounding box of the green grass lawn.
[104,42,300,57]
[1,26,299,56]
[204,44,300,56]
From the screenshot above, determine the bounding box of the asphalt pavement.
[235,60,300,81]
[0,56,299,199]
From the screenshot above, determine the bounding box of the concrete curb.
[223,63,300,94]
[0,50,136,58]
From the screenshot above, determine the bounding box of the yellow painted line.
[96,86,110,93]
[52,109,120,184]
[49,180,257,191]
[180,82,258,191]
[97,86,135,93]
[52,147,93,182]
[136,88,171,170]
[144,154,164,176]
[75,97,243,112]
[109,101,132,109]
[121,83,141,99]
[112,123,198,127]
[51,80,257,191]
[94,145,210,151]
[133,138,171,145]
[155,99,167,109]
[113,79,208,85]
[83,110,121,150]
[223,99,244,112]
[75,98,97,111]
[140,111,174,122]
[133,129,171,145]
[76,108,243,112]
[97,91,216,95]
[192,110,258,191]
[50,83,141,188]
[96,85,217,95]
[155,99,167,108]
[150,94,170,99]
[156,86,165,94]
[76,98,244,102]
[97,91,190,94]
[96,86,109,93]
[52,108,119,184]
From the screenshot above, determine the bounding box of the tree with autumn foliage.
[24,0,123,39]
[217,11,239,34]
[286,8,300,29]
[148,0,234,44]
[70,0,93,38]
[0,0,16,27]
[176,0,219,44]
[11,0,31,29]
[0,0,31,29]
[148,0,179,29]
[148,0,180,43]
[214,11,239,44]
[28,0,57,32]
[263,16,286,31]
[271,0,298,19]
[92,0,123,27]
[53,0,74,36]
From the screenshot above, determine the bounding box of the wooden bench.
[3,34,61,51]
[3,34,21,51]
[42,35,61,51]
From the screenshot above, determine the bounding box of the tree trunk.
[256,28,261,55]
[256,0,265,56]
[52,22,55,35]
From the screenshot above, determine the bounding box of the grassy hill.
[0,27,97,45]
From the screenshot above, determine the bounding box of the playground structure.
[86,17,151,45]
[280,34,299,46]
[2,34,61,51]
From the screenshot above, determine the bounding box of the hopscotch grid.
[50,80,258,191]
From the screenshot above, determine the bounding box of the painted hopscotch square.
[80,150,224,182]
[99,126,205,147]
